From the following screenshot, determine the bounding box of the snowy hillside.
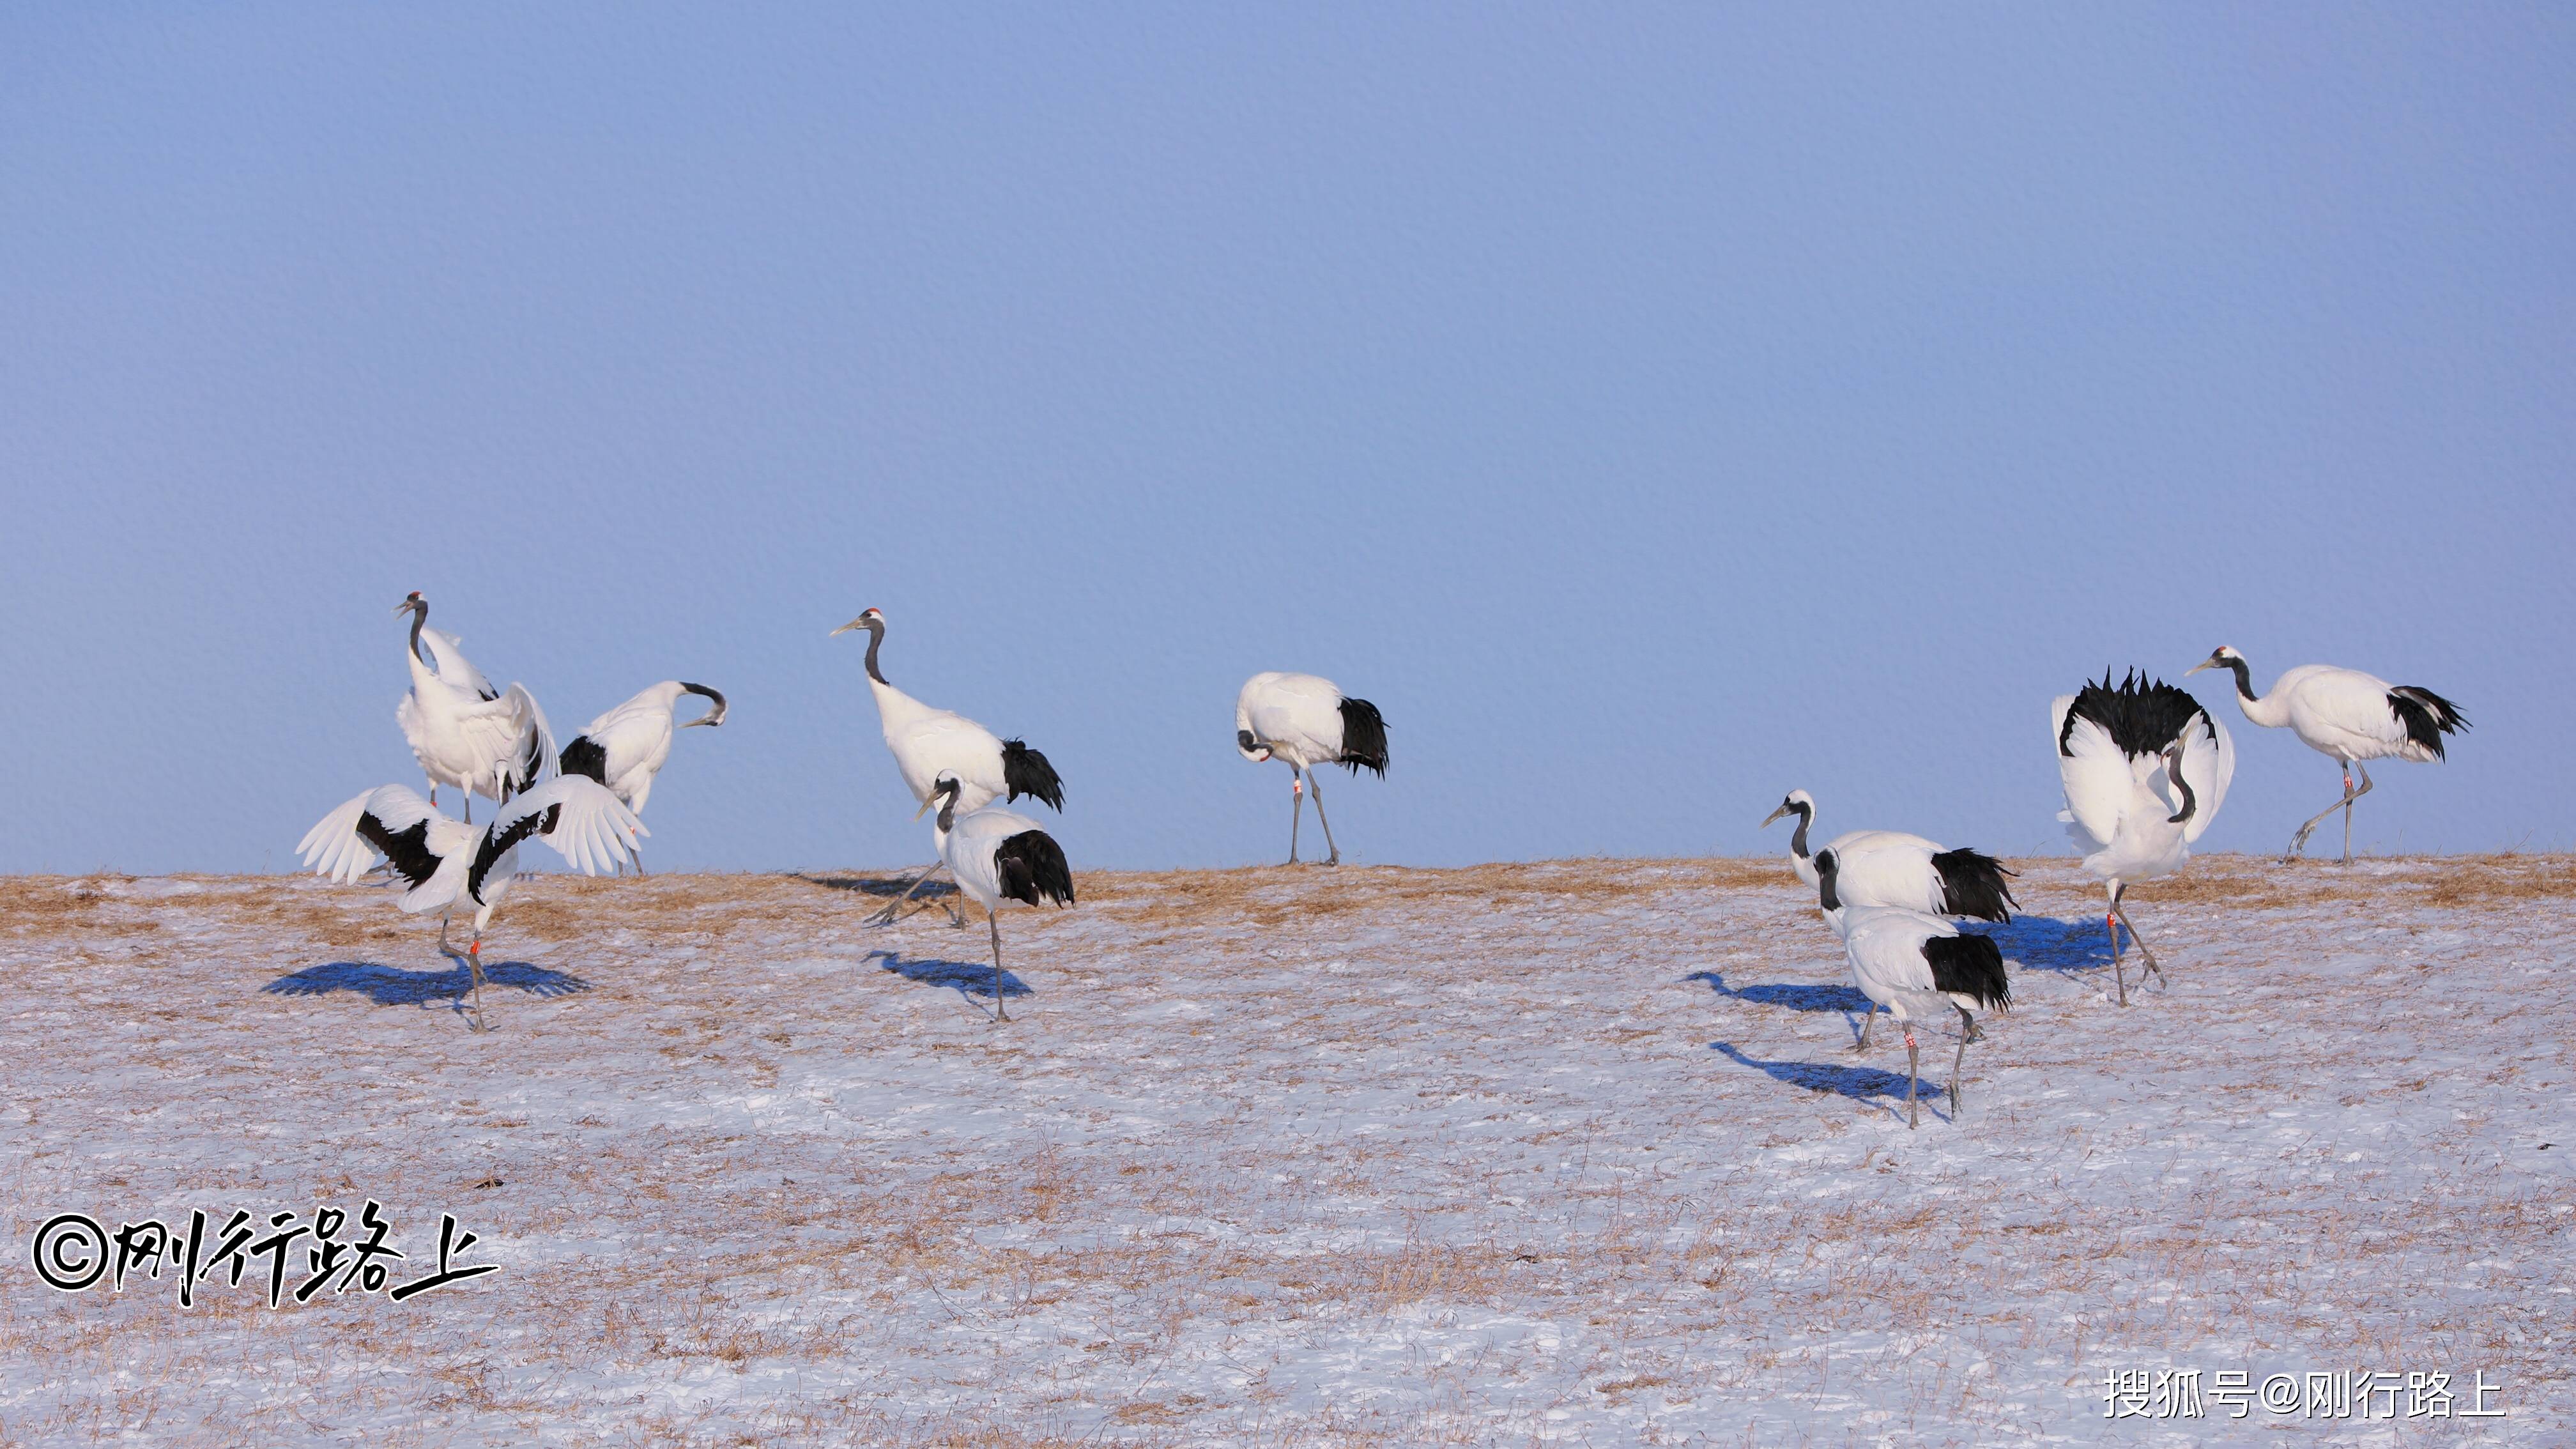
[3,855,2566,1445]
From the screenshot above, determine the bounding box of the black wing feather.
[2387,687,2468,758]
[1335,696,1389,777]
[1930,848,2018,923]
[468,804,559,902]
[560,735,609,785]
[2060,669,2211,760]
[1921,935,2010,1010]
[991,829,1075,908]
[358,813,441,889]
[1000,739,1065,812]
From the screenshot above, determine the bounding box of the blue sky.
[3,6,2570,873]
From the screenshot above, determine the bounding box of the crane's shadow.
[1710,1042,1949,1126]
[1689,969,1877,1047]
[264,958,592,1014]
[797,872,960,902]
[865,949,1027,1011]
[1961,916,2117,975]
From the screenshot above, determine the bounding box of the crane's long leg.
[2106,885,2128,1008]
[866,861,950,926]
[464,934,490,1032]
[987,910,1009,1023]
[2286,761,2366,863]
[1951,1006,1974,1116]
[1308,772,1342,867]
[1903,1027,1920,1130]
[2112,895,2164,988]
[2342,762,2374,866]
[1852,1002,1879,1053]
[1287,767,1305,865]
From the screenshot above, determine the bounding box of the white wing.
[1829,834,1945,914]
[418,627,498,701]
[1241,672,1345,760]
[2177,709,2234,845]
[2051,694,2131,852]
[510,683,558,786]
[496,774,647,877]
[893,710,1008,806]
[298,784,438,884]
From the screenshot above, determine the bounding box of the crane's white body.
[1841,907,1985,1024]
[873,675,1013,813]
[569,681,720,813]
[1235,672,1353,769]
[397,634,553,807]
[299,777,642,935]
[2227,663,2446,765]
[1788,829,1942,898]
[937,803,1048,917]
[2051,696,2232,887]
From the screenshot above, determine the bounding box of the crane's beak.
[392,599,417,615]
[912,795,933,820]
[830,619,864,638]
[1759,804,1791,829]
[2183,659,2214,677]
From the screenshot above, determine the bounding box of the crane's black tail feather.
[1000,739,1066,812]
[1931,847,2018,923]
[1336,697,1390,777]
[2388,687,2468,758]
[993,829,1075,908]
[560,735,609,786]
[1923,935,2011,1011]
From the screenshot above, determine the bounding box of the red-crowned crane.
[832,608,1063,925]
[2188,646,2467,865]
[298,775,643,1029]
[559,681,728,818]
[1235,671,1388,866]
[1761,790,2015,1050]
[2052,670,2234,1006]
[918,772,1075,1023]
[1815,848,2011,1129]
[392,592,552,825]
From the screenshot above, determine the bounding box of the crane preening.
[920,772,1076,1022]
[832,608,1064,926]
[298,776,645,1029]
[2187,646,2467,865]
[558,681,728,870]
[2051,670,2234,1006]
[1235,672,1388,866]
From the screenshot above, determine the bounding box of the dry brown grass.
[4,855,2570,1448]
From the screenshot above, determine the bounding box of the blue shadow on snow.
[1962,914,2117,976]
[264,959,592,1009]
[1710,1041,1950,1125]
[866,949,1027,1008]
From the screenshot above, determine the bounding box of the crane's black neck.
[407,602,428,668]
[1814,850,1841,912]
[1788,801,1813,860]
[860,618,889,686]
[936,787,957,833]
[2218,655,2255,702]
[2165,749,2198,825]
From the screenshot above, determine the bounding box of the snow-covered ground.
[3,855,2568,1446]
